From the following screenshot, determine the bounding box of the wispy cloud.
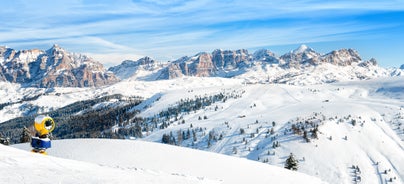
[0,0,403,65]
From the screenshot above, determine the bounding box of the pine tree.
[20,126,31,143]
[303,131,310,142]
[284,153,299,171]
[162,134,171,144]
[177,130,183,145]
[20,126,32,143]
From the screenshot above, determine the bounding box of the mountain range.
[1,44,403,87]
[109,44,403,84]
[0,45,118,88]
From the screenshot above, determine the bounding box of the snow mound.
[2,143,218,184]
[13,139,326,184]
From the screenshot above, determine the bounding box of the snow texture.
[2,75,404,184]
[10,139,325,184]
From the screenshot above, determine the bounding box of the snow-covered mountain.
[108,56,164,81]
[1,44,404,184]
[9,139,326,184]
[109,45,400,85]
[279,44,321,67]
[0,45,119,87]
[1,44,400,87]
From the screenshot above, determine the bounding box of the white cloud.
[0,0,403,66]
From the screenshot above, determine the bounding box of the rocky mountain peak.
[320,48,361,66]
[292,44,310,54]
[358,58,378,67]
[211,49,250,69]
[0,46,11,58]
[137,56,155,65]
[0,45,119,87]
[280,45,320,68]
[117,56,156,68]
[107,56,161,80]
[369,58,378,65]
[253,49,278,64]
[400,64,404,70]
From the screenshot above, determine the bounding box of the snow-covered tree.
[284,153,299,171]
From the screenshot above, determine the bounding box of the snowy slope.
[2,143,219,184]
[0,77,241,122]
[2,75,404,184]
[134,77,404,184]
[236,62,392,85]
[12,139,326,184]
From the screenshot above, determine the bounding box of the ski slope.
[2,143,219,184]
[2,76,404,184]
[11,139,325,184]
[135,76,404,184]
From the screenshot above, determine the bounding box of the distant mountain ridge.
[111,45,402,85]
[0,45,119,87]
[1,44,402,87]
[158,45,370,79]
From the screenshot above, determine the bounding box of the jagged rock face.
[0,45,119,88]
[253,49,279,64]
[189,53,216,77]
[136,56,155,66]
[368,58,378,66]
[163,53,216,78]
[320,49,361,66]
[160,49,252,79]
[400,64,404,70]
[109,56,156,70]
[358,58,378,67]
[280,45,320,68]
[212,49,250,69]
[165,63,184,79]
[108,56,159,80]
[2,48,44,83]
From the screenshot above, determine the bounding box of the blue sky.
[1,0,403,67]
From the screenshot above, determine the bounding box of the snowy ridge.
[108,57,164,81]
[11,139,326,184]
[3,143,219,184]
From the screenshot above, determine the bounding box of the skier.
[31,115,55,155]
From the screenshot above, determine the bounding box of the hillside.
[10,139,325,184]
[133,77,404,184]
[1,76,403,184]
[3,142,221,184]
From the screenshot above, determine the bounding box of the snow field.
[2,143,219,184]
[13,139,326,184]
[3,76,404,184]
